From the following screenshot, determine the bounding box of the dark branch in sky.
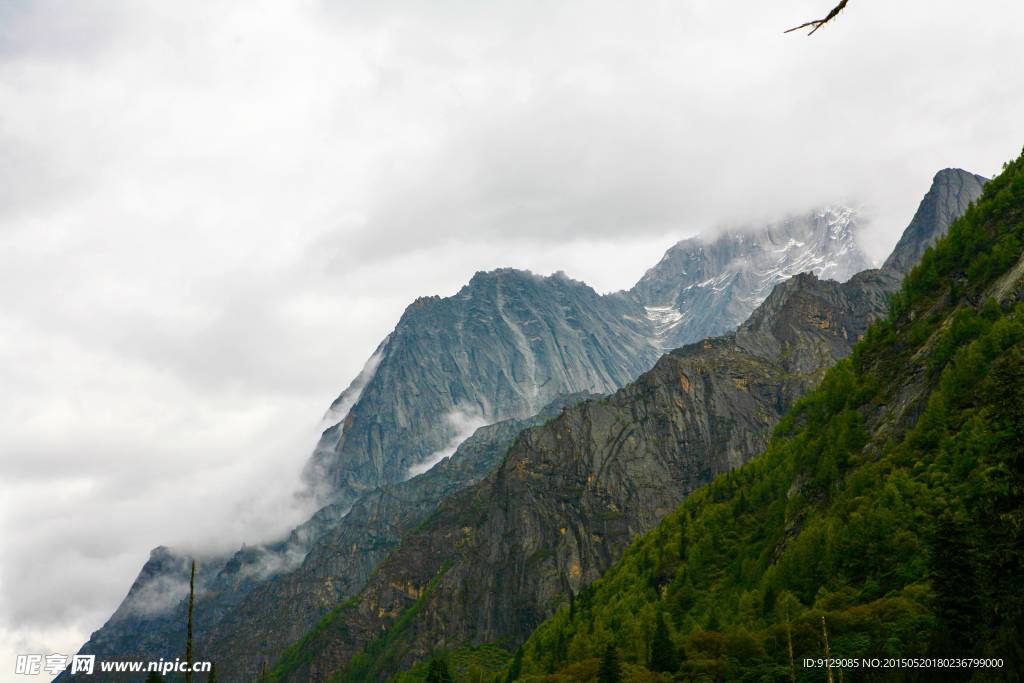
[785,0,849,35]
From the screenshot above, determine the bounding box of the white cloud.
[404,408,490,480]
[1,0,1023,680]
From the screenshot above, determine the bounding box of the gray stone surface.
[633,206,872,350]
[201,393,598,681]
[308,207,873,511]
[305,269,663,510]
[882,168,988,275]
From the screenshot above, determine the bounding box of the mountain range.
[60,167,989,683]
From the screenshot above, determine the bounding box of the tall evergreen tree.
[649,613,675,673]
[982,351,1024,678]
[597,643,621,683]
[505,646,523,683]
[426,657,453,683]
[988,350,1024,454]
[927,512,981,661]
[678,516,688,561]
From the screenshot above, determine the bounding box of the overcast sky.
[2,0,1023,678]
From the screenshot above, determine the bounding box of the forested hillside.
[490,149,1024,682]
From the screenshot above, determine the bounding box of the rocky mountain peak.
[631,206,873,351]
[882,168,988,275]
[302,265,661,508]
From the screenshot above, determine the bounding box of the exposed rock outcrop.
[882,168,987,275]
[202,394,598,680]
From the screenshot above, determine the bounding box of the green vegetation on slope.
[492,149,1024,683]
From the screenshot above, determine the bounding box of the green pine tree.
[927,512,981,658]
[505,646,523,683]
[597,643,621,683]
[678,516,688,561]
[649,613,675,673]
[988,350,1024,453]
[145,672,165,683]
[425,658,453,683]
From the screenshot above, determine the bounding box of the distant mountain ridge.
[633,206,871,350]
[310,206,872,510]
[303,269,662,509]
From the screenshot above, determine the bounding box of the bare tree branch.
[785,0,849,35]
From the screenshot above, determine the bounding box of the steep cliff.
[201,394,598,681]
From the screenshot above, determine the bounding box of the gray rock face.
[882,168,988,275]
[734,269,899,375]
[633,207,872,350]
[201,393,597,682]
[274,269,901,683]
[305,270,662,510]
